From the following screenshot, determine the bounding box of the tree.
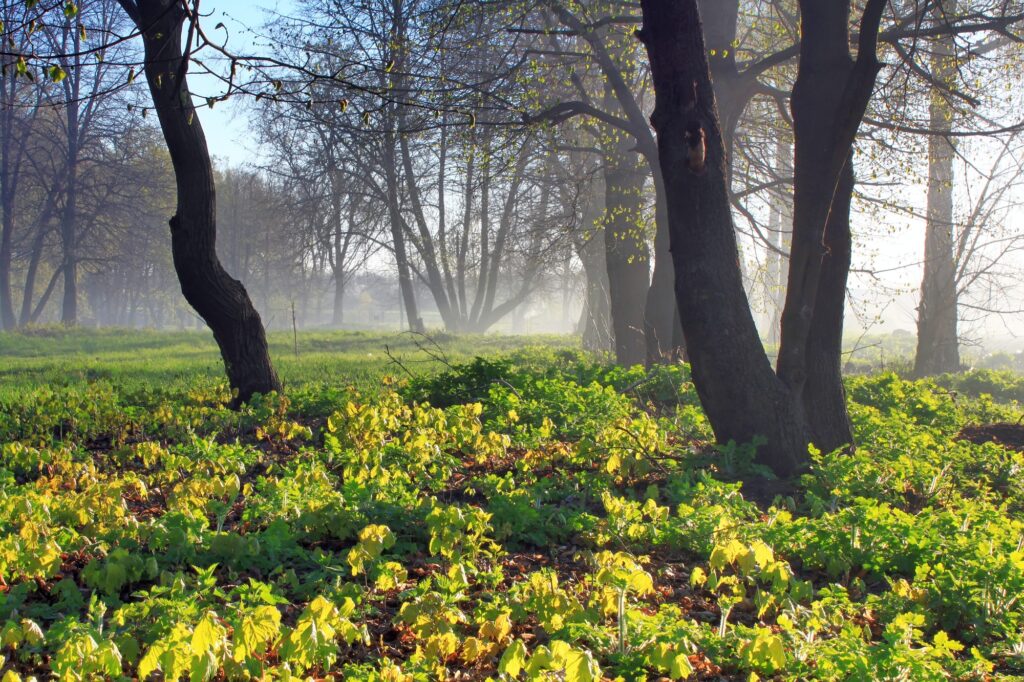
[914,0,962,376]
[529,0,681,364]
[639,0,887,475]
[0,0,44,330]
[113,0,280,403]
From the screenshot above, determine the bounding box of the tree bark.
[603,123,650,367]
[914,0,960,377]
[60,98,79,325]
[128,0,280,404]
[777,0,884,453]
[640,0,807,476]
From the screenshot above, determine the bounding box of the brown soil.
[957,422,1024,451]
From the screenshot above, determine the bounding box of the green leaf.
[562,646,599,682]
[138,643,165,680]
[190,612,224,657]
[232,606,281,662]
[498,639,527,678]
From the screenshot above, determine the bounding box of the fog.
[2,0,1023,372]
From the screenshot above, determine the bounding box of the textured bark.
[803,158,854,452]
[641,0,885,473]
[603,127,650,367]
[130,0,280,404]
[60,100,79,325]
[644,165,683,363]
[639,0,806,476]
[777,0,884,452]
[914,0,961,377]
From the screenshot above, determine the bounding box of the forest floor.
[2,329,1024,680]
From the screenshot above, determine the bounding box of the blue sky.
[189,0,295,166]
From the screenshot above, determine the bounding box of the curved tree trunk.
[130,0,280,404]
[640,0,885,476]
[777,0,884,453]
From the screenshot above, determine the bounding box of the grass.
[0,327,579,397]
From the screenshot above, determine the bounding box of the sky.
[180,1,1024,350]
[189,1,295,166]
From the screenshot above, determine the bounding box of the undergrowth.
[1,336,1023,680]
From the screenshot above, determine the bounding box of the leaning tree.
[111,0,280,403]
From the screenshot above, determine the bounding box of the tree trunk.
[399,131,457,329]
[640,0,807,476]
[802,158,854,451]
[644,165,683,363]
[383,131,423,333]
[603,127,650,367]
[697,0,746,163]
[766,138,792,347]
[0,198,13,330]
[914,0,960,377]
[0,77,18,331]
[60,103,79,325]
[333,275,345,327]
[20,190,59,327]
[777,0,884,453]
[132,0,280,404]
[579,227,613,352]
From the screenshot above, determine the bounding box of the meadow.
[2,329,1024,680]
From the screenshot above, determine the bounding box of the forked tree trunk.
[127,0,280,404]
[640,0,886,475]
[778,0,884,453]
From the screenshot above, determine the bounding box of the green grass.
[0,327,579,397]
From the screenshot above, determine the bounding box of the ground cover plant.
[2,330,1024,680]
